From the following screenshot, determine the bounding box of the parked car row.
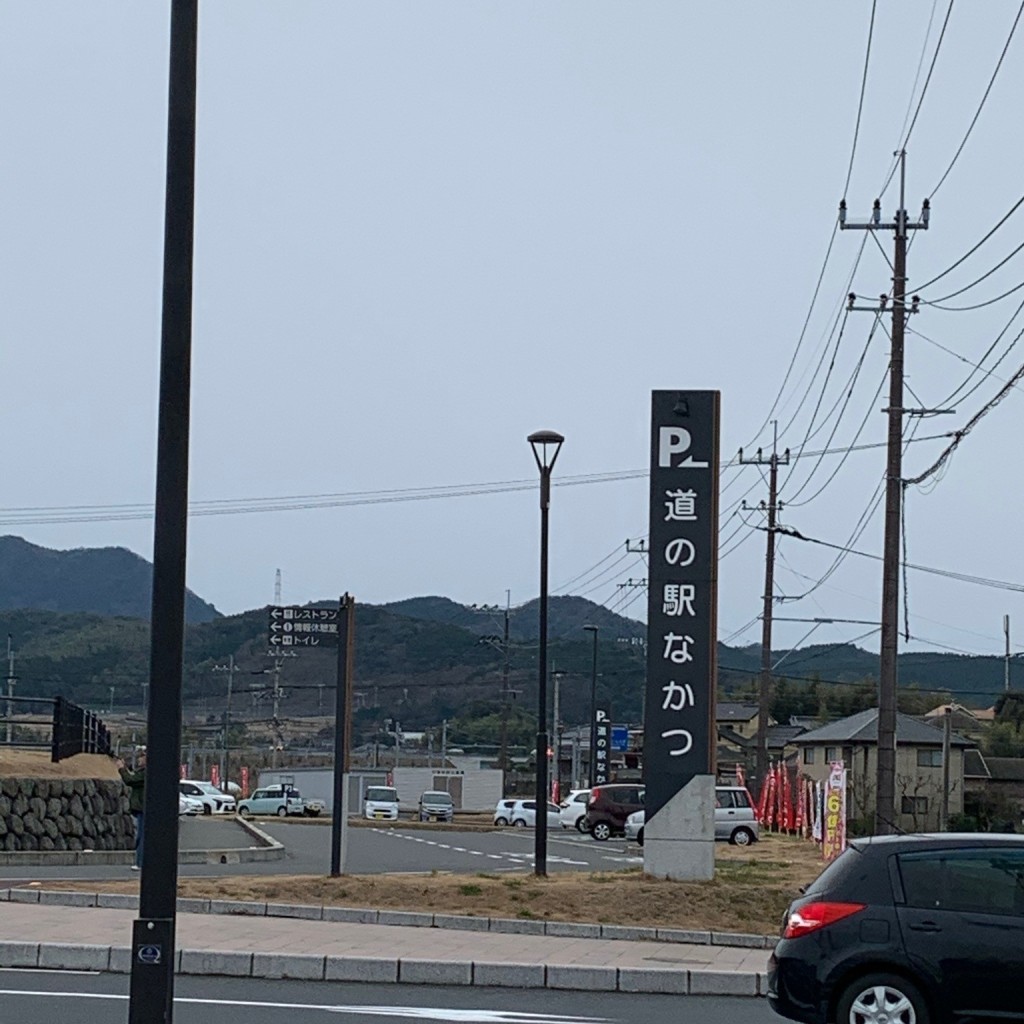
[362,787,458,822]
[492,783,760,845]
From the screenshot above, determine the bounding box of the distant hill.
[383,594,647,642]
[0,535,219,624]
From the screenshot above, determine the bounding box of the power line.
[922,238,1024,305]
[915,193,1024,293]
[778,524,1024,595]
[905,352,1024,488]
[878,0,956,199]
[923,277,1024,312]
[930,0,1024,197]
[931,295,1024,410]
[842,0,878,197]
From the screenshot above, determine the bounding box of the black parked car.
[584,784,644,841]
[768,833,1024,1024]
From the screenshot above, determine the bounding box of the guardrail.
[0,694,112,762]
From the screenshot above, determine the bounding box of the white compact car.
[559,789,591,832]
[178,794,203,816]
[495,799,561,830]
[364,785,400,820]
[179,780,237,815]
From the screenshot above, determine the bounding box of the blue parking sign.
[611,726,629,752]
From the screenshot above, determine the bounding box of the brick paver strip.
[0,901,769,996]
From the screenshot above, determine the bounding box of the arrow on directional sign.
[270,608,283,619]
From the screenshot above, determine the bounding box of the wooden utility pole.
[940,706,952,831]
[740,425,789,796]
[498,598,512,779]
[840,150,929,834]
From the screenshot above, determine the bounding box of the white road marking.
[0,990,609,1021]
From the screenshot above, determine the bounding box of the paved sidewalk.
[0,900,770,996]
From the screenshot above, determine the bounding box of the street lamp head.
[582,624,599,635]
[527,430,565,473]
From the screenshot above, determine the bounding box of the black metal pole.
[535,471,550,877]
[331,595,353,876]
[128,3,198,1021]
[586,626,598,788]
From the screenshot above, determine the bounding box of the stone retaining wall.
[0,777,134,853]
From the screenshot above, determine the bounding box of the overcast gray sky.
[2,2,1024,667]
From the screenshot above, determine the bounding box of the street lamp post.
[528,429,564,878]
[583,624,599,787]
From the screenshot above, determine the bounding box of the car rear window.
[802,847,862,897]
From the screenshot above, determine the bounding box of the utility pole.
[108,686,115,715]
[442,719,448,761]
[5,636,16,745]
[740,424,789,798]
[841,149,929,835]
[213,655,236,788]
[1005,614,1011,692]
[498,593,512,781]
[552,669,564,802]
[940,705,952,831]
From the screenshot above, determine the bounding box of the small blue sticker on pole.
[137,944,162,964]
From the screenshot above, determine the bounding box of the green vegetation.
[0,537,1013,744]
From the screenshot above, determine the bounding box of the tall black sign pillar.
[643,391,720,880]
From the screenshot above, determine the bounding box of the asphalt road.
[0,970,774,1023]
[0,824,642,886]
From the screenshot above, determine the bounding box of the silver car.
[624,786,759,846]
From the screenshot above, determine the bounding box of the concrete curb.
[0,887,777,950]
[0,940,768,996]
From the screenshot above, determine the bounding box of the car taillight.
[783,901,866,939]
[590,787,601,802]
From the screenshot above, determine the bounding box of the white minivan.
[624,785,759,846]
[364,785,400,820]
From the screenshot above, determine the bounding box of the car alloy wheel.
[494,816,508,826]
[837,973,928,1024]
[575,817,590,834]
[202,804,212,815]
[591,821,611,841]
[731,827,754,846]
[513,818,526,827]
[238,807,251,819]
[277,806,288,817]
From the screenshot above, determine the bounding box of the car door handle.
[908,921,942,933]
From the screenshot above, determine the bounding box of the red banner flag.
[240,766,250,798]
[210,764,220,790]
[756,771,771,825]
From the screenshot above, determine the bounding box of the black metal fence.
[0,694,112,762]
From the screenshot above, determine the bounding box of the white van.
[624,785,759,846]
[364,785,400,820]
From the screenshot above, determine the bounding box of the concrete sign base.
[643,775,715,881]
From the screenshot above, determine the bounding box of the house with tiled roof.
[793,708,974,832]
